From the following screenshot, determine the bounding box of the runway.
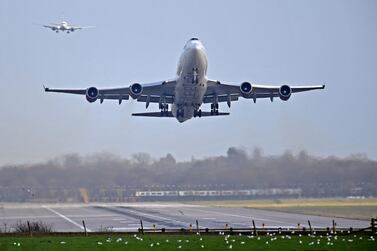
[0,203,369,232]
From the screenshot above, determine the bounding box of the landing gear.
[177,109,184,118]
[159,103,169,116]
[211,103,219,115]
[194,109,202,118]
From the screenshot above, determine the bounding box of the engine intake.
[129,83,143,99]
[86,87,99,103]
[279,85,292,101]
[240,82,253,97]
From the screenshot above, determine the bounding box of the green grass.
[0,233,376,251]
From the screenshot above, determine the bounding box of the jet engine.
[86,87,99,103]
[129,83,143,99]
[279,85,292,101]
[240,82,253,97]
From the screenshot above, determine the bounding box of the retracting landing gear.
[194,109,202,118]
[177,109,184,118]
[159,103,169,116]
[211,103,219,115]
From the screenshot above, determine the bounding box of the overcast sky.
[0,0,376,165]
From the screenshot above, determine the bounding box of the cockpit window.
[190,37,199,41]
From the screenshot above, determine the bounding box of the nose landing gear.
[177,109,184,118]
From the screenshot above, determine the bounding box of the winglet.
[43,85,49,92]
[322,82,326,89]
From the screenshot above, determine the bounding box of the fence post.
[27,221,32,237]
[196,219,199,234]
[252,219,257,236]
[371,218,375,233]
[332,220,336,233]
[308,220,313,234]
[140,219,144,234]
[82,220,87,236]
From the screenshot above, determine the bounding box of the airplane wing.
[205,79,325,106]
[71,26,95,30]
[43,25,58,30]
[44,80,176,105]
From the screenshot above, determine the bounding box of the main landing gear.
[211,103,219,115]
[159,103,169,116]
[194,109,202,118]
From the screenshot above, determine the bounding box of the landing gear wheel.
[211,103,219,116]
[194,109,202,118]
[177,109,184,118]
[159,103,169,115]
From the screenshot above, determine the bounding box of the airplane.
[44,38,325,123]
[43,21,94,33]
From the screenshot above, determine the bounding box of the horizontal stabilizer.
[132,111,174,117]
[132,111,230,118]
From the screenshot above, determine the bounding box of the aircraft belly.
[173,80,206,122]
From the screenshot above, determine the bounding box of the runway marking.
[121,207,197,227]
[186,207,288,225]
[43,206,92,232]
[108,206,206,229]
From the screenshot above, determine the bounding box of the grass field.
[192,198,377,220]
[0,233,376,251]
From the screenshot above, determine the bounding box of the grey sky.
[0,0,376,165]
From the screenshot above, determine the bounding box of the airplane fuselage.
[172,39,208,122]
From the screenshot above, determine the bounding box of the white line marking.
[43,206,92,232]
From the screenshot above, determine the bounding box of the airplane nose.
[191,45,203,57]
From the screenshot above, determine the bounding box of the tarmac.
[0,202,369,232]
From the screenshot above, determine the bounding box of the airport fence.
[1,218,376,237]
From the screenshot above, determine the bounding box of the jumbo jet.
[44,38,325,123]
[43,21,94,33]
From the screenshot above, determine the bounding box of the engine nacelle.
[240,82,253,97]
[129,83,143,99]
[279,85,292,101]
[86,87,99,103]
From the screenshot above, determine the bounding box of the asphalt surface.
[0,203,369,232]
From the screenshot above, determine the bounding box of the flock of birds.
[9,231,376,249]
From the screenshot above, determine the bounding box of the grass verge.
[0,233,376,251]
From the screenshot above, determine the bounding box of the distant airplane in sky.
[42,21,94,33]
[44,38,325,123]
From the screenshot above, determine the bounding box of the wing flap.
[200,111,230,117]
[132,112,174,117]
